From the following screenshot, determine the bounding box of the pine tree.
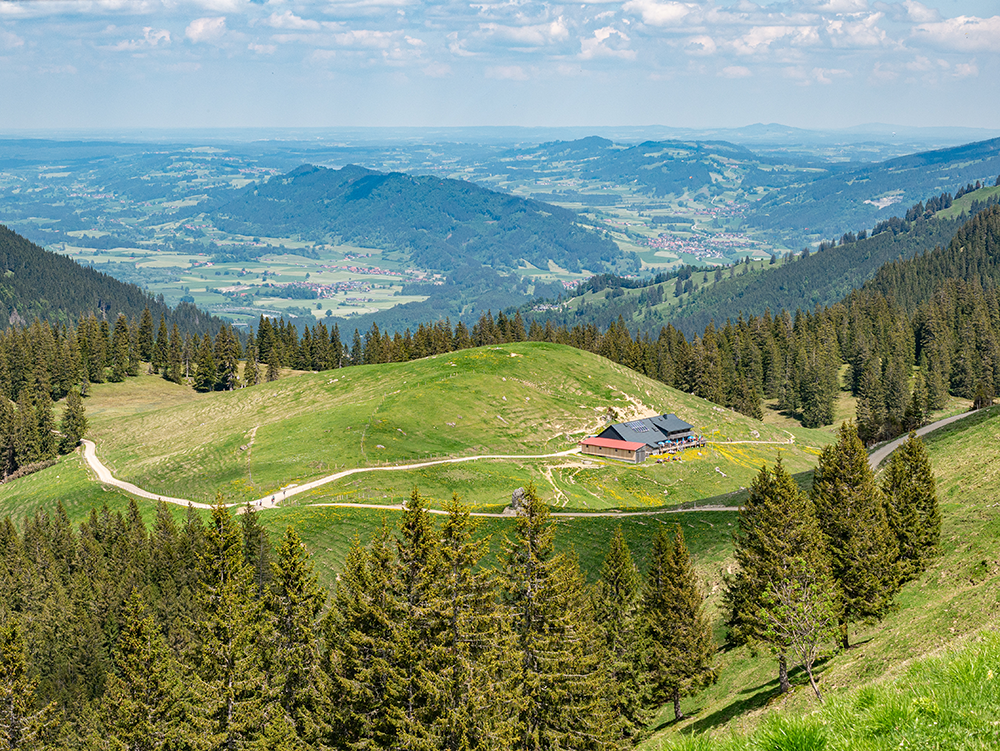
[881,432,940,582]
[192,502,270,750]
[266,347,281,382]
[726,458,832,693]
[643,526,715,721]
[137,306,155,363]
[593,526,648,741]
[152,315,169,374]
[811,423,900,649]
[431,494,518,751]
[166,324,183,384]
[100,591,192,750]
[193,334,217,392]
[110,313,131,383]
[501,484,617,751]
[268,527,333,746]
[0,622,54,750]
[240,502,271,598]
[58,388,87,454]
[243,347,260,388]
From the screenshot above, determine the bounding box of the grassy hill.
[73,343,829,509]
[643,404,1000,747]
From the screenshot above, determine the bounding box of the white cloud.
[266,11,321,31]
[422,62,451,77]
[785,65,849,84]
[809,0,869,12]
[720,65,751,78]
[106,26,171,51]
[0,29,25,49]
[186,16,227,43]
[622,0,693,27]
[902,1,939,24]
[580,26,635,59]
[826,12,886,48]
[485,64,528,80]
[684,35,716,55]
[953,61,978,78]
[732,25,820,55]
[913,15,1000,52]
[332,29,401,48]
[248,42,275,54]
[478,18,570,47]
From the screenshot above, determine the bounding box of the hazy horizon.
[1,1,997,133]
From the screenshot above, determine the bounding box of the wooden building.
[579,436,647,464]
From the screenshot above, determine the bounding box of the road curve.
[867,409,978,471]
[79,440,739,518]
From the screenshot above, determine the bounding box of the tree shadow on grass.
[673,657,835,736]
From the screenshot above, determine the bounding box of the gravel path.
[79,440,739,518]
[867,409,978,471]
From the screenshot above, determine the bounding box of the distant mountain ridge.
[207,164,633,275]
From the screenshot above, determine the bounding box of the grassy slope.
[645,404,1000,747]
[80,343,831,508]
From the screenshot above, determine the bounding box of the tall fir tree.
[881,432,940,583]
[193,334,217,393]
[811,422,900,649]
[58,388,87,454]
[726,458,833,693]
[642,526,715,721]
[0,622,54,750]
[593,526,649,741]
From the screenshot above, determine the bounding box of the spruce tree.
[192,502,270,750]
[58,388,87,454]
[166,324,183,384]
[110,313,131,383]
[811,422,900,649]
[0,622,54,750]
[266,346,281,382]
[726,458,832,693]
[643,526,715,721]
[100,591,192,750]
[501,484,617,751]
[137,306,155,363]
[881,432,940,582]
[243,347,260,388]
[431,494,518,751]
[593,526,648,741]
[152,315,169,374]
[268,527,332,746]
[193,334,217,392]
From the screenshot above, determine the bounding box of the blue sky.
[0,0,997,131]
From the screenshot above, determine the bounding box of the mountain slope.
[207,164,633,275]
[0,223,222,333]
[749,137,1000,242]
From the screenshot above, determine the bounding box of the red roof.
[580,437,645,451]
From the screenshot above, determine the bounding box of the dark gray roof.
[598,413,693,449]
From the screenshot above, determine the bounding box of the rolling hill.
[205,164,633,275]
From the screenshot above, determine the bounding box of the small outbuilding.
[579,436,647,464]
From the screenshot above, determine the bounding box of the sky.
[0,0,998,132]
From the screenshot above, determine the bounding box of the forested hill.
[0,224,221,333]
[748,136,1000,241]
[207,164,633,275]
[669,210,969,337]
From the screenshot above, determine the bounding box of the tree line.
[0,487,718,750]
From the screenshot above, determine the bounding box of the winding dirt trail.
[79,440,737,518]
[867,409,978,471]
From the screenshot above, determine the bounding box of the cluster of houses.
[579,413,704,464]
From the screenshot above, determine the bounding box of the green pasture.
[81,343,831,506]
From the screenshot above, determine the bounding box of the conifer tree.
[811,423,900,649]
[152,315,169,374]
[33,389,57,461]
[137,306,155,363]
[243,347,260,388]
[100,591,192,750]
[881,432,940,582]
[501,485,617,751]
[266,347,281,382]
[594,526,648,741]
[240,502,271,598]
[58,388,87,454]
[0,622,54,750]
[327,527,401,750]
[166,324,183,384]
[110,313,131,383]
[726,458,832,693]
[192,503,270,750]
[193,334,217,392]
[268,527,332,746]
[432,494,518,751]
[643,526,715,721]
